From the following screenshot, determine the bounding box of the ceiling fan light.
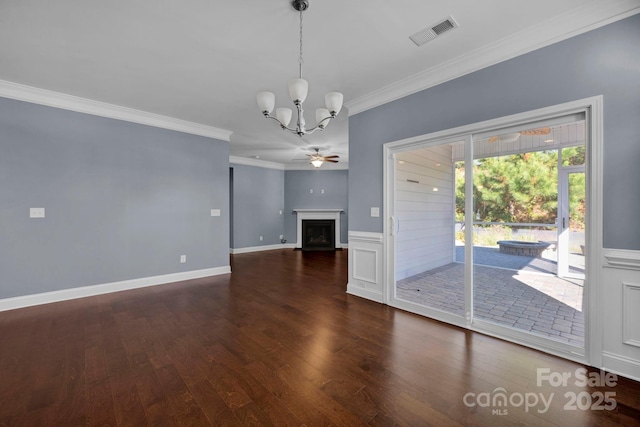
[315,108,331,128]
[288,78,308,103]
[325,92,343,115]
[256,91,275,115]
[311,158,323,168]
[276,108,293,127]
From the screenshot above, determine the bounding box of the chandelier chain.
[298,8,304,78]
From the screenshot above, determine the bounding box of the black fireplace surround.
[301,219,335,251]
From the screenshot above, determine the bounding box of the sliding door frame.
[383,96,603,366]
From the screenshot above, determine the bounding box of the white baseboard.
[346,283,384,303]
[231,244,290,254]
[0,266,231,312]
[231,243,347,254]
[601,351,640,383]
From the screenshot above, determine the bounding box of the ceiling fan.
[307,148,339,168]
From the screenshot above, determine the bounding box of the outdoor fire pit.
[497,240,550,257]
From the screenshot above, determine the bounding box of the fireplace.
[293,209,343,250]
[302,220,335,251]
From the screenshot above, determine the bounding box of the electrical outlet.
[321,189,325,194]
[310,189,313,194]
[180,255,186,263]
[259,236,263,241]
[370,207,380,217]
[279,210,283,215]
[210,209,221,217]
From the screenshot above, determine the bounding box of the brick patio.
[396,246,585,346]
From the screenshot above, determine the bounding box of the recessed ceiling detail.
[409,15,459,46]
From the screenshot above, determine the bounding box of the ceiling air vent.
[409,15,458,47]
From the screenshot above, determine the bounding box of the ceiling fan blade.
[324,159,339,163]
[323,155,340,159]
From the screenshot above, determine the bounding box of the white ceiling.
[1,1,638,169]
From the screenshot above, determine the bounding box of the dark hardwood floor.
[1,249,639,426]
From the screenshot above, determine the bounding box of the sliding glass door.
[390,140,468,322]
[385,105,594,361]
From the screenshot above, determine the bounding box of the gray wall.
[0,97,230,299]
[284,170,349,244]
[348,14,640,250]
[229,164,285,248]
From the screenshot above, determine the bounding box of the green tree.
[455,147,586,236]
[456,151,560,224]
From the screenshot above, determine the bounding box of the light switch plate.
[211,209,221,217]
[370,207,380,218]
[30,207,45,218]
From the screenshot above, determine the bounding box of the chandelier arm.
[301,126,321,135]
[301,125,327,135]
[307,114,336,133]
[263,114,299,133]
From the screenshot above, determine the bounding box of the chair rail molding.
[603,248,640,270]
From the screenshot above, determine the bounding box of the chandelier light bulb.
[275,108,293,127]
[256,91,275,115]
[288,78,309,104]
[315,108,331,128]
[325,92,343,116]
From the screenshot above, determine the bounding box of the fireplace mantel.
[293,209,343,249]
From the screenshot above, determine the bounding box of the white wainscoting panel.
[623,282,640,348]
[347,231,384,303]
[601,248,640,382]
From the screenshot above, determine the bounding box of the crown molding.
[345,1,640,116]
[0,80,233,141]
[285,162,349,171]
[228,155,349,171]
[229,155,286,170]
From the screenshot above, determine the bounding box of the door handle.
[389,217,400,235]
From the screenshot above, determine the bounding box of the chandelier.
[256,0,343,137]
